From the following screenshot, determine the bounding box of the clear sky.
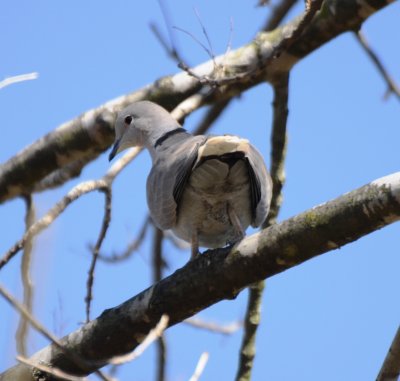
[1,1,399,380]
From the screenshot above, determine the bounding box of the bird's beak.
[108,138,121,161]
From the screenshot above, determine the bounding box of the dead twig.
[184,317,242,335]
[0,147,141,270]
[110,315,169,365]
[171,92,210,122]
[192,98,232,136]
[0,284,112,381]
[188,352,209,381]
[85,187,112,322]
[355,30,400,101]
[97,215,150,263]
[16,195,36,356]
[16,356,88,381]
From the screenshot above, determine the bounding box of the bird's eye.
[124,115,133,125]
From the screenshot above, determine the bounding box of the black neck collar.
[154,127,187,148]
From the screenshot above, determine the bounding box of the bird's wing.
[245,143,273,227]
[193,134,272,227]
[146,135,206,230]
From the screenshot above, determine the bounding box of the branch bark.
[0,0,393,204]
[2,172,400,380]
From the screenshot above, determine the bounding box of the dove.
[109,101,272,259]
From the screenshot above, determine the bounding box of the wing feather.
[146,135,206,230]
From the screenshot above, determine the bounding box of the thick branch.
[377,325,400,381]
[2,172,400,380]
[0,0,393,204]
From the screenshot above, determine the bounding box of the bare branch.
[0,147,140,270]
[192,98,232,136]
[355,30,400,101]
[16,356,88,381]
[265,73,290,225]
[236,73,290,381]
[188,352,209,381]
[171,92,210,122]
[376,325,400,381]
[0,284,112,381]
[235,282,265,381]
[16,195,36,356]
[33,159,88,193]
[184,317,241,335]
[0,72,38,90]
[2,172,400,379]
[97,215,150,263]
[85,187,112,322]
[262,0,299,31]
[152,227,167,381]
[0,0,391,204]
[193,7,216,61]
[110,315,169,365]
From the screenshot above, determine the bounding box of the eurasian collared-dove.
[109,101,272,258]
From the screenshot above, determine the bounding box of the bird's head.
[109,101,178,161]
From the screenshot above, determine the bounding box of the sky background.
[1,1,400,380]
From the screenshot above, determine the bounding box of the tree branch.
[2,172,399,379]
[376,325,400,381]
[235,282,265,381]
[0,148,141,270]
[0,0,393,204]
[354,30,400,101]
[16,195,36,356]
[236,73,290,381]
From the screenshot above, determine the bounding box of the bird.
[109,101,272,259]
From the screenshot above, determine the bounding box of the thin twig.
[97,215,150,263]
[262,0,299,32]
[0,72,38,90]
[110,315,169,365]
[16,356,88,381]
[264,73,290,226]
[236,73,290,381]
[376,325,400,381]
[192,98,232,136]
[184,317,242,335]
[173,27,214,63]
[16,195,36,356]
[355,31,400,101]
[149,22,181,63]
[176,0,321,89]
[0,284,112,381]
[171,92,210,122]
[0,147,141,270]
[85,187,112,322]
[188,352,209,381]
[193,7,216,62]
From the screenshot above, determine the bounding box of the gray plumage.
[109,101,272,257]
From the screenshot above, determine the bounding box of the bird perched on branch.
[109,101,272,259]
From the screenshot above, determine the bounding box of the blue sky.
[1,1,399,380]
